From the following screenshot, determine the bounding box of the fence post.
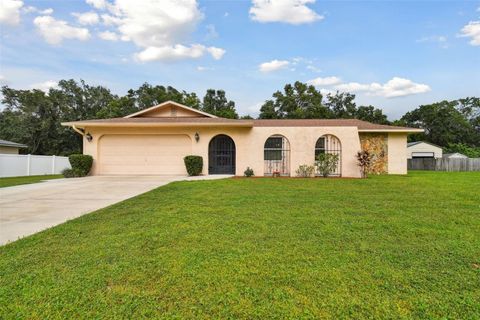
[27,154,31,176]
[52,155,56,174]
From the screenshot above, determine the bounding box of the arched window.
[315,135,341,176]
[264,135,290,176]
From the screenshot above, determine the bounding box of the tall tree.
[202,89,238,119]
[355,105,389,124]
[128,83,201,110]
[259,81,329,119]
[399,100,476,146]
[324,92,357,119]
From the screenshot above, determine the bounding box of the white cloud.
[459,21,480,46]
[306,65,321,72]
[135,44,225,62]
[334,77,431,98]
[24,6,53,15]
[197,66,213,71]
[259,59,290,72]
[250,0,323,25]
[73,11,99,25]
[33,15,90,45]
[416,35,448,48]
[86,0,107,10]
[0,0,23,25]
[98,30,119,41]
[30,80,58,92]
[87,0,225,62]
[206,47,225,60]
[307,76,341,86]
[98,0,203,47]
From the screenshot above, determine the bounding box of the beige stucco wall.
[0,146,20,154]
[83,125,364,177]
[407,142,443,159]
[387,133,408,174]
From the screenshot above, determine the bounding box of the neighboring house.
[62,101,423,177]
[0,139,27,154]
[443,152,468,159]
[407,141,443,159]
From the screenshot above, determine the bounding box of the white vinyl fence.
[0,154,71,178]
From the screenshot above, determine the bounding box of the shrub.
[295,164,315,177]
[315,153,339,177]
[62,168,75,178]
[184,155,203,176]
[244,167,254,177]
[68,154,93,177]
[62,168,85,178]
[356,150,372,178]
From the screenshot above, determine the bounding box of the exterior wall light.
[194,132,200,142]
[86,133,93,142]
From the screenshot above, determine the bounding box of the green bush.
[184,155,203,176]
[295,164,315,177]
[61,168,75,178]
[61,168,85,178]
[315,153,339,177]
[68,154,93,177]
[244,167,254,177]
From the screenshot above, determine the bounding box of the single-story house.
[407,141,442,159]
[62,101,423,178]
[443,152,468,159]
[0,139,27,154]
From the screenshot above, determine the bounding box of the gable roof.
[443,152,468,158]
[407,141,442,148]
[0,139,27,148]
[124,101,218,119]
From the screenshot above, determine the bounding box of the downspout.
[72,125,85,136]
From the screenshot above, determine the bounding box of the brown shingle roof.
[62,117,422,132]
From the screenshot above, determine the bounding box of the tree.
[259,81,330,119]
[258,83,389,123]
[202,89,238,119]
[127,83,201,111]
[400,100,477,147]
[356,105,389,124]
[324,91,357,118]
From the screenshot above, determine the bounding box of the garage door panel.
[98,135,191,175]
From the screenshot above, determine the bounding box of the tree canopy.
[258,81,389,124]
[0,79,478,156]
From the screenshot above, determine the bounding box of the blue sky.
[0,0,479,119]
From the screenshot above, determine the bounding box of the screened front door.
[208,135,236,174]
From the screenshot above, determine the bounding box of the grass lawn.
[0,174,62,188]
[0,171,479,319]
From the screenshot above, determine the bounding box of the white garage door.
[98,134,192,175]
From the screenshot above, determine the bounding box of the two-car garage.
[97,134,192,175]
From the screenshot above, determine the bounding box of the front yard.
[0,171,479,319]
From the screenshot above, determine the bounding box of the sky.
[0,0,479,120]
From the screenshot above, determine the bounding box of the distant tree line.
[0,79,478,157]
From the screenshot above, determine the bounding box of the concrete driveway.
[0,175,230,246]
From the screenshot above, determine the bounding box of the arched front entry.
[208,135,236,174]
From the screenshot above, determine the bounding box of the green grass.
[0,174,62,188]
[0,171,479,319]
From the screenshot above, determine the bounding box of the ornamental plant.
[244,167,254,177]
[356,150,372,178]
[315,153,339,177]
[184,155,203,176]
[295,164,315,177]
[67,154,93,177]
